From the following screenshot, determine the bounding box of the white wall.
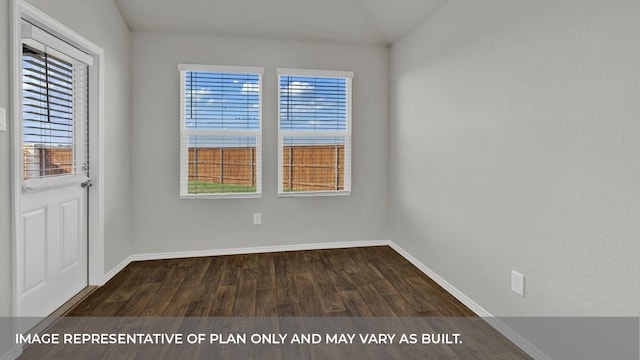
[131,33,389,254]
[390,0,640,316]
[24,0,133,273]
[0,0,13,356]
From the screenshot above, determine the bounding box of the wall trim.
[387,242,550,360]
[104,240,390,283]
[103,256,133,284]
[0,345,21,360]
[100,239,547,359]
[130,240,390,262]
[386,242,492,316]
[481,317,550,360]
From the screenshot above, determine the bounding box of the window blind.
[277,69,352,196]
[22,41,89,181]
[179,65,263,198]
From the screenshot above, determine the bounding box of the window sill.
[180,193,262,200]
[278,191,351,198]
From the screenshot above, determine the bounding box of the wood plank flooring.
[68,246,474,317]
[20,246,531,359]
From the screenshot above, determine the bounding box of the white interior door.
[18,22,92,321]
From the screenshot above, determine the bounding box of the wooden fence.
[28,145,346,191]
[282,145,344,191]
[188,145,345,191]
[188,147,256,186]
[23,145,73,180]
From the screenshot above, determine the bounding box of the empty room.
[0,0,638,359]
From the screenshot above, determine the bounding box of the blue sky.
[22,46,76,147]
[185,72,260,131]
[279,75,347,132]
[185,71,347,148]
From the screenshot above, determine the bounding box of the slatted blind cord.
[22,43,89,181]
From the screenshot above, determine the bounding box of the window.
[22,21,91,182]
[277,68,352,196]
[179,65,263,198]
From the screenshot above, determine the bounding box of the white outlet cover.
[0,107,6,132]
[253,213,261,225]
[511,270,525,297]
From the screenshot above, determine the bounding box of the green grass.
[188,180,256,194]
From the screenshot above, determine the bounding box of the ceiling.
[113,0,447,46]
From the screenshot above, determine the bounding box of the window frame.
[277,68,353,197]
[178,64,264,199]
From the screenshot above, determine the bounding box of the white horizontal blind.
[277,69,352,196]
[179,65,263,198]
[22,41,89,181]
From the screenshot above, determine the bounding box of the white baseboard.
[128,240,391,262]
[482,317,550,360]
[103,255,133,284]
[386,242,492,317]
[104,240,390,282]
[387,242,549,360]
[0,345,21,360]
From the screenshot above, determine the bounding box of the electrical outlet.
[0,107,6,132]
[253,213,261,226]
[511,270,525,297]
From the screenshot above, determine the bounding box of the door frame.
[10,0,105,320]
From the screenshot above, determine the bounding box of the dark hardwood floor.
[20,246,531,359]
[69,246,475,317]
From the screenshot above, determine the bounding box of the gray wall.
[24,0,133,273]
[390,0,640,316]
[0,0,12,356]
[131,33,389,254]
